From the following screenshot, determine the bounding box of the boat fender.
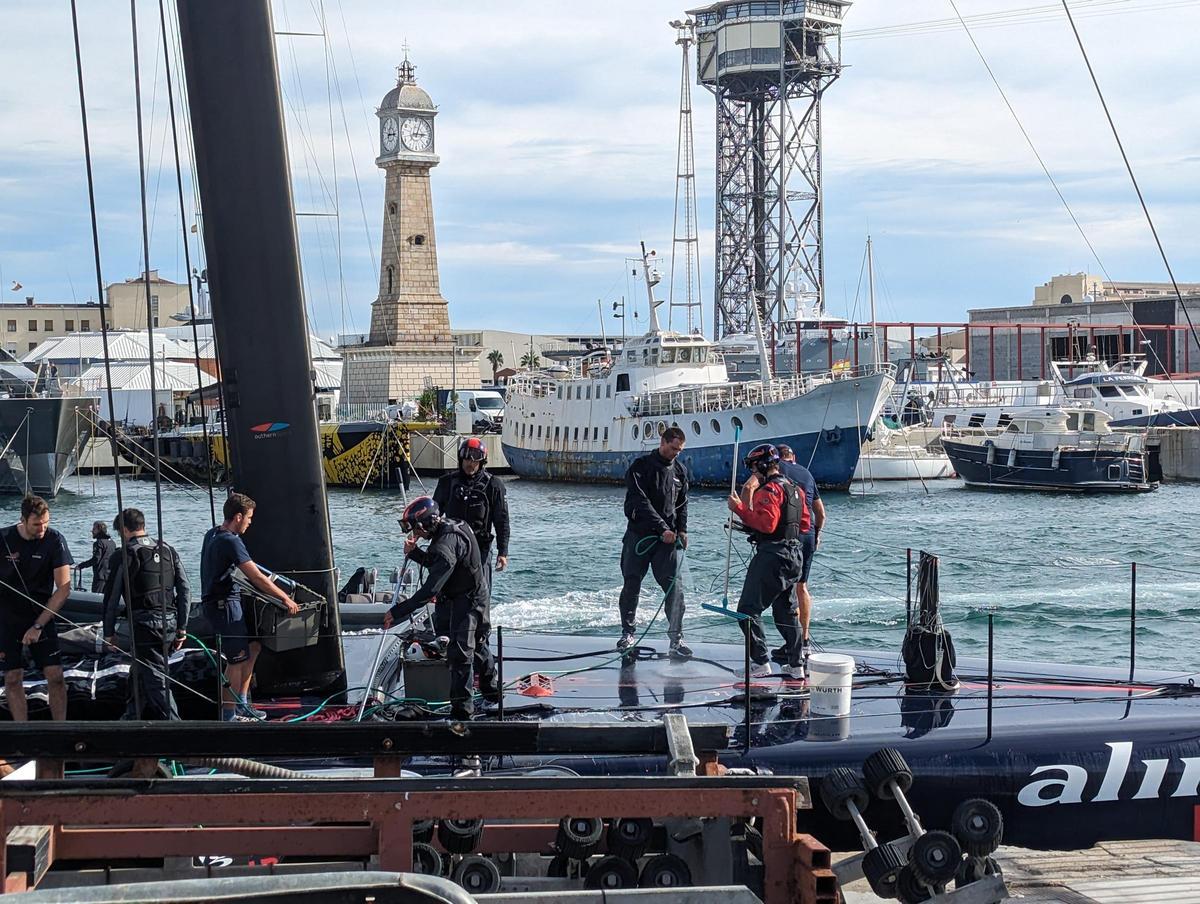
[1051,448,1061,469]
[1006,448,1017,468]
[985,441,995,465]
[825,426,843,445]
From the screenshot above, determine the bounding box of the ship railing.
[898,382,1057,410]
[631,363,894,417]
[506,372,558,400]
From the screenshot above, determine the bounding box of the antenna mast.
[668,18,703,335]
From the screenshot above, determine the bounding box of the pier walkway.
[839,839,1200,902]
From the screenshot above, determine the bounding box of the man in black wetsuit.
[727,444,810,681]
[383,496,500,720]
[432,436,509,605]
[0,495,72,720]
[102,508,189,720]
[78,520,117,593]
[617,426,690,659]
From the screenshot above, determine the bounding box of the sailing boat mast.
[867,235,881,367]
[176,0,343,694]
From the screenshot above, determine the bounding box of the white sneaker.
[781,663,806,681]
[746,661,774,680]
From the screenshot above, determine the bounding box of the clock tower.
[341,55,477,405]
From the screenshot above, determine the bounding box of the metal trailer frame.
[0,719,838,902]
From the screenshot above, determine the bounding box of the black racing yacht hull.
[9,614,1197,853]
[0,395,96,497]
[488,635,1200,852]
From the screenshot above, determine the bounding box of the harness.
[126,539,176,618]
[449,472,493,548]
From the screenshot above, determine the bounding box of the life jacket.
[447,472,493,546]
[126,538,176,618]
[751,474,809,544]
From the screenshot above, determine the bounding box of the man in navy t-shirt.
[0,495,73,720]
[776,445,826,663]
[200,492,297,720]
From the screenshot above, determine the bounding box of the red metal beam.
[53,827,378,860]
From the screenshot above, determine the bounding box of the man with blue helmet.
[383,496,500,720]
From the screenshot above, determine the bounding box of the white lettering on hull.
[1018,741,1200,807]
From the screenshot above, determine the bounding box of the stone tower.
[340,56,478,406]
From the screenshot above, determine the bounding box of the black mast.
[176,0,344,694]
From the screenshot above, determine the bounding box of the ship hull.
[504,370,894,489]
[1109,407,1200,428]
[943,438,1155,493]
[0,396,96,497]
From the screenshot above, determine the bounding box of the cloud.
[3,0,1200,334]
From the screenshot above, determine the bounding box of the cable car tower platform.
[689,0,851,340]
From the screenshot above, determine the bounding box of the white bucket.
[808,653,855,718]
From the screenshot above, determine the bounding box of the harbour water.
[9,474,1197,673]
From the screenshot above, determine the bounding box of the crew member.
[383,496,500,721]
[776,445,825,664]
[727,444,809,680]
[432,437,510,602]
[102,508,189,720]
[78,520,117,593]
[0,495,72,720]
[200,493,298,721]
[617,426,690,659]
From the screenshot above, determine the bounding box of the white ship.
[501,247,895,488]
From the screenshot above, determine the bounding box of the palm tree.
[520,351,541,369]
[487,349,504,385]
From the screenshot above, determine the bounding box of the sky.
[2,0,1199,342]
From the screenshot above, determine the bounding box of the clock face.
[400,117,432,153]
[381,116,399,153]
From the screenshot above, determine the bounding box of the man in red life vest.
[727,443,810,681]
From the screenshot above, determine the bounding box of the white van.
[437,388,505,433]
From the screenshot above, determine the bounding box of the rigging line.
[946,3,1189,401]
[848,0,1200,40]
[1059,0,1200,366]
[275,4,338,336]
[0,576,219,708]
[157,0,215,527]
[69,0,140,676]
[318,0,348,351]
[321,1,373,344]
[947,1,1112,285]
[314,0,348,348]
[131,0,173,709]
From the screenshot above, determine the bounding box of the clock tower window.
[387,266,394,294]
[389,202,397,216]
[413,234,426,246]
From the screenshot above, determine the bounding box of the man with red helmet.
[383,495,500,720]
[432,437,509,608]
[727,444,810,681]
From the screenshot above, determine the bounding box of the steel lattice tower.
[689,0,850,339]
[668,18,703,334]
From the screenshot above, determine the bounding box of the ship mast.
[640,242,664,334]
